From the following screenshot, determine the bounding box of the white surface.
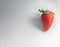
[0,0,60,47]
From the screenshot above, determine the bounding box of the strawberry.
[39,9,54,31]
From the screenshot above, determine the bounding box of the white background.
[0,0,60,47]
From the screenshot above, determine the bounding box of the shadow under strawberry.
[29,13,45,32]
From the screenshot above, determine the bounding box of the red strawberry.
[39,9,54,31]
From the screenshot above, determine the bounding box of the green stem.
[38,9,54,14]
[39,9,45,13]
